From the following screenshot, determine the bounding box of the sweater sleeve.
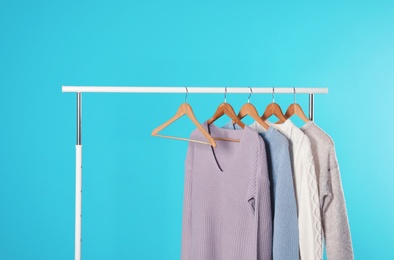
[256,139,272,260]
[181,142,194,260]
[323,145,354,260]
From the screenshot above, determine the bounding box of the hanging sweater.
[223,122,299,260]
[181,122,272,260]
[258,120,322,260]
[301,121,354,260]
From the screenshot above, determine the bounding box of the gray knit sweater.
[181,122,272,260]
[301,121,354,260]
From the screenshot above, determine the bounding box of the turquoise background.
[1,0,393,259]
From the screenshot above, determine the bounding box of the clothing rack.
[61,86,328,260]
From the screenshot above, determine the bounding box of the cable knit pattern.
[301,121,354,260]
[263,120,322,260]
[223,122,299,260]
[181,122,272,260]
[306,156,323,260]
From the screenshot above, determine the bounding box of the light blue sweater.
[223,122,299,260]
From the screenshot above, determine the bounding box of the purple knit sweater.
[181,122,272,260]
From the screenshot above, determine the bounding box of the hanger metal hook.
[224,87,227,103]
[272,87,275,103]
[184,86,188,103]
[248,87,253,103]
[293,87,296,103]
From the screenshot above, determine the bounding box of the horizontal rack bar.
[62,86,328,94]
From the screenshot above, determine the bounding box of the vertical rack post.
[75,93,82,260]
[309,93,314,121]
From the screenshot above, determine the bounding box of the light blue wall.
[1,0,393,259]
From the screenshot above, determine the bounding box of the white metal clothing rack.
[62,86,328,260]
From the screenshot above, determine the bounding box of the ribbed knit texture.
[262,120,322,260]
[181,122,272,260]
[301,121,354,260]
[223,122,299,260]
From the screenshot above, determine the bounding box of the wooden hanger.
[278,88,309,123]
[152,88,217,147]
[235,87,269,130]
[208,103,246,128]
[261,87,287,123]
[207,87,245,143]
